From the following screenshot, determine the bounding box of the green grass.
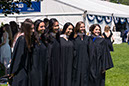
[106,43,129,86]
[0,84,8,86]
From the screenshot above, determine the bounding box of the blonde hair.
[104,25,110,32]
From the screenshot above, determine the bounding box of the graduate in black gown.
[30,19,47,86]
[72,21,89,86]
[60,22,74,86]
[46,18,60,86]
[103,25,114,51]
[88,24,114,86]
[9,21,35,86]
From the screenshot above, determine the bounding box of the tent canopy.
[41,0,129,17]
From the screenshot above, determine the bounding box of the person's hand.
[112,40,114,44]
[9,59,11,63]
[9,74,14,79]
[102,70,106,74]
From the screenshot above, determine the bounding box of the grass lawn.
[0,84,7,86]
[106,43,129,86]
[0,43,129,86]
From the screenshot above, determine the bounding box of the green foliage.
[110,0,129,5]
[0,0,33,16]
[0,22,4,27]
[106,43,129,86]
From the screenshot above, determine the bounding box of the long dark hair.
[61,22,74,40]
[9,21,18,38]
[89,24,102,36]
[34,19,48,45]
[34,19,44,33]
[22,21,33,51]
[48,18,58,33]
[47,18,60,42]
[43,18,49,28]
[0,26,4,44]
[3,24,12,40]
[74,21,86,38]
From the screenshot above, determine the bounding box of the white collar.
[60,34,69,38]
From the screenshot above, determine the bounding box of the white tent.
[0,0,129,32]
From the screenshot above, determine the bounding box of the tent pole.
[111,13,116,32]
[16,16,18,23]
[83,10,88,33]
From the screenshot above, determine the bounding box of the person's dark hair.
[89,24,102,36]
[47,18,60,42]
[43,18,49,28]
[3,24,12,40]
[34,19,44,33]
[48,18,58,33]
[34,19,48,45]
[22,21,37,52]
[74,21,86,38]
[9,21,18,38]
[61,22,74,40]
[44,18,49,23]
[3,24,13,47]
[74,21,86,34]
[24,18,33,22]
[0,26,4,44]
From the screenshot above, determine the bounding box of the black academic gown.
[47,36,60,86]
[72,35,89,86]
[88,36,114,86]
[30,41,47,86]
[10,36,28,86]
[103,31,114,51]
[60,37,74,86]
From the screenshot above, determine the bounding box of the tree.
[110,0,129,5]
[0,0,40,16]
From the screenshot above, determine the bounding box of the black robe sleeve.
[10,36,25,75]
[88,37,113,86]
[102,39,114,71]
[10,36,28,86]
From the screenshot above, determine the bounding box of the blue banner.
[113,17,119,24]
[0,1,40,13]
[104,16,112,24]
[87,14,95,22]
[96,16,103,23]
[120,18,126,24]
[127,18,129,24]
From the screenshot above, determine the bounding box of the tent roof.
[48,0,129,17]
[90,0,129,17]
[0,0,129,18]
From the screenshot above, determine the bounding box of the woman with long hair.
[9,21,35,86]
[88,24,114,86]
[103,25,114,51]
[72,21,89,86]
[32,19,47,86]
[47,18,60,86]
[60,22,74,86]
[0,24,12,74]
[34,19,47,45]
